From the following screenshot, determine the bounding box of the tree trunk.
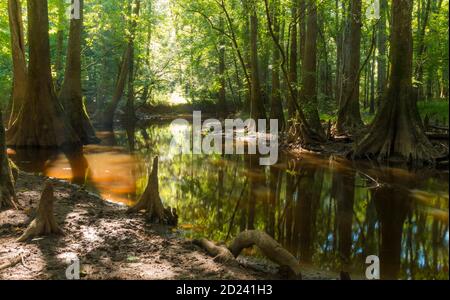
[17,182,63,242]
[7,0,81,148]
[59,0,99,145]
[353,0,436,164]
[376,0,388,109]
[249,1,265,120]
[7,0,27,127]
[288,0,298,119]
[0,111,16,210]
[300,0,323,132]
[127,157,178,225]
[270,0,284,128]
[218,17,228,116]
[100,0,140,131]
[54,0,65,91]
[336,0,364,135]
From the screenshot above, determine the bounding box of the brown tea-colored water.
[9,123,449,280]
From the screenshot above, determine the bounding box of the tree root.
[192,239,237,265]
[0,255,21,271]
[127,157,178,226]
[17,182,63,242]
[194,230,302,280]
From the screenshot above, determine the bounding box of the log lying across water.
[194,230,303,280]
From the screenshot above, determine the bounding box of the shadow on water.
[8,122,449,280]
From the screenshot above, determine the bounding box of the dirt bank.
[0,172,337,280]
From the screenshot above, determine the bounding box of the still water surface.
[9,122,449,280]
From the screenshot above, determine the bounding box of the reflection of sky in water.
[9,123,449,280]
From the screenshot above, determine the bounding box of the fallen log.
[194,230,302,280]
[17,182,63,242]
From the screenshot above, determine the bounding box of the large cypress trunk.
[336,0,363,135]
[7,0,27,127]
[7,0,80,148]
[59,0,99,144]
[353,0,436,164]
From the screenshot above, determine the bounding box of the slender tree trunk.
[300,0,322,132]
[414,0,431,101]
[353,0,436,164]
[7,0,80,148]
[218,17,228,116]
[7,0,27,127]
[59,0,99,144]
[54,0,65,91]
[249,1,265,120]
[100,0,140,131]
[377,0,388,109]
[288,0,298,119]
[336,0,364,135]
[270,0,284,128]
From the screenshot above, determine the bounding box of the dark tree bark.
[270,0,284,127]
[353,0,436,164]
[288,0,298,119]
[336,0,364,135]
[376,0,388,108]
[54,0,65,90]
[300,0,323,132]
[7,0,27,127]
[0,110,16,210]
[249,1,266,120]
[7,0,80,148]
[59,0,99,145]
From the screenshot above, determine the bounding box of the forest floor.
[0,172,338,280]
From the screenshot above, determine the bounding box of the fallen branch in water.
[194,230,302,280]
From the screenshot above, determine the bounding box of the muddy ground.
[0,172,337,280]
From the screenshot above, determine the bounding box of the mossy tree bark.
[0,111,16,210]
[59,0,99,145]
[7,0,80,148]
[7,0,27,127]
[17,182,63,242]
[353,0,436,164]
[127,157,178,225]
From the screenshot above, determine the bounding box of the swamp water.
[9,122,449,280]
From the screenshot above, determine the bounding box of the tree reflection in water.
[9,123,449,280]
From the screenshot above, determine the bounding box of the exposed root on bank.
[17,182,63,242]
[127,157,178,226]
[194,230,303,280]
